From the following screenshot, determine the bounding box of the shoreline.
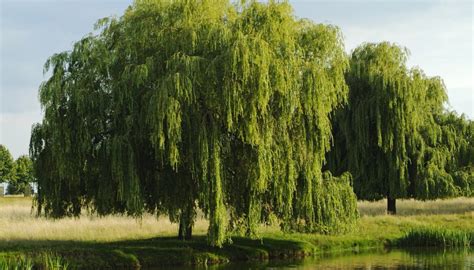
[0,213,472,269]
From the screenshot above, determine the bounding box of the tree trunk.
[178,220,193,240]
[185,223,192,239]
[178,220,185,240]
[387,197,396,215]
[178,203,195,240]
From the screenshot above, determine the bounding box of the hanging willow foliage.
[416,112,474,198]
[326,42,472,210]
[30,0,358,247]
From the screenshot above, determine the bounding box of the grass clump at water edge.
[0,252,69,270]
[398,227,472,248]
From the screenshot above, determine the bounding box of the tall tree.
[30,0,358,246]
[326,42,457,214]
[0,145,14,183]
[8,155,35,195]
[415,112,474,198]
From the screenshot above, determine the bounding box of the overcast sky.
[1,0,473,158]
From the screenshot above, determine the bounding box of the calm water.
[166,248,473,270]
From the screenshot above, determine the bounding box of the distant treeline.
[0,145,34,195]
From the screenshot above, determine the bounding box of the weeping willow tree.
[417,112,474,198]
[449,115,474,196]
[326,42,471,214]
[30,0,358,247]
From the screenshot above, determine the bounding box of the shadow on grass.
[0,236,315,269]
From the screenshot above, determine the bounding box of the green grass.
[358,197,474,216]
[0,252,69,270]
[398,227,472,247]
[0,197,473,268]
[0,237,315,269]
[0,256,33,270]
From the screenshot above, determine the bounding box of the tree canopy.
[326,42,471,213]
[7,155,35,195]
[30,0,358,247]
[419,112,474,198]
[0,145,14,183]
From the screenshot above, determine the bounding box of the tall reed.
[398,227,472,247]
[0,253,69,270]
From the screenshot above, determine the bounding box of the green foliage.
[418,112,474,198]
[30,0,358,247]
[288,172,359,234]
[0,147,35,195]
[398,227,472,248]
[42,252,70,270]
[0,253,69,270]
[0,256,33,270]
[0,145,14,183]
[7,155,34,195]
[326,42,471,203]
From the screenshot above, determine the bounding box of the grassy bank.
[0,197,472,269]
[357,197,474,216]
[398,227,472,247]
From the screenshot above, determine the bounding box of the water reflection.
[182,248,473,270]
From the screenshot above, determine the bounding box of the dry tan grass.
[0,197,208,242]
[1,197,473,242]
[357,197,474,216]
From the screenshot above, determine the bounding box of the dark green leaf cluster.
[0,145,34,195]
[7,155,35,195]
[0,145,14,183]
[417,112,474,198]
[30,0,358,247]
[326,42,473,202]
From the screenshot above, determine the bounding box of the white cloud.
[339,2,473,118]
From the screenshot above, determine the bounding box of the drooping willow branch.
[30,0,358,247]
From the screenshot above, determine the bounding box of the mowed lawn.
[0,196,472,243]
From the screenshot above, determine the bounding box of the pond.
[168,248,473,270]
